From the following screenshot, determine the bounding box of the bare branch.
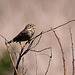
[0,34,17,59]
[69,28,74,75]
[43,19,75,34]
[52,29,66,75]
[5,41,19,75]
[24,69,28,75]
[31,31,43,49]
[30,47,51,53]
[45,47,52,75]
[35,49,38,75]
[30,47,52,75]
[22,57,24,75]
[0,34,8,41]
[0,35,18,74]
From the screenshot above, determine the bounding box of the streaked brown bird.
[8,24,35,44]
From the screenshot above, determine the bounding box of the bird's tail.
[8,40,13,44]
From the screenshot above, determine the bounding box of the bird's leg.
[28,40,31,44]
[19,42,24,49]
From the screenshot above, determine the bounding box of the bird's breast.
[27,29,35,37]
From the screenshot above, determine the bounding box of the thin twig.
[31,31,43,49]
[5,41,19,75]
[69,28,74,75]
[30,47,51,53]
[24,69,28,75]
[52,29,66,75]
[0,34,17,59]
[43,19,75,34]
[30,47,52,75]
[45,47,52,75]
[14,42,28,75]
[0,35,18,74]
[22,57,24,75]
[35,49,38,75]
[0,34,8,41]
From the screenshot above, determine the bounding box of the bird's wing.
[13,29,29,42]
[18,29,29,36]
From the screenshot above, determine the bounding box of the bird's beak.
[32,27,35,29]
[32,24,35,29]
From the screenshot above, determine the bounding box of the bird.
[8,24,35,45]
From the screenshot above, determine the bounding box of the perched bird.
[8,24,35,44]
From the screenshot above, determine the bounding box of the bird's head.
[25,24,35,30]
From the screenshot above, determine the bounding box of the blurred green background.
[0,51,12,75]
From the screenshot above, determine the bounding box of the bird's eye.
[30,25,32,26]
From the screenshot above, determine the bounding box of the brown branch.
[43,19,75,34]
[52,29,66,75]
[69,28,74,75]
[5,41,19,75]
[0,34,17,59]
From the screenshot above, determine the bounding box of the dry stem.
[22,57,24,75]
[45,48,52,75]
[52,29,66,75]
[69,28,74,75]
[5,41,19,75]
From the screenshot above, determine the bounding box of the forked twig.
[30,47,52,75]
[5,41,19,75]
[0,35,18,75]
[0,34,17,59]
